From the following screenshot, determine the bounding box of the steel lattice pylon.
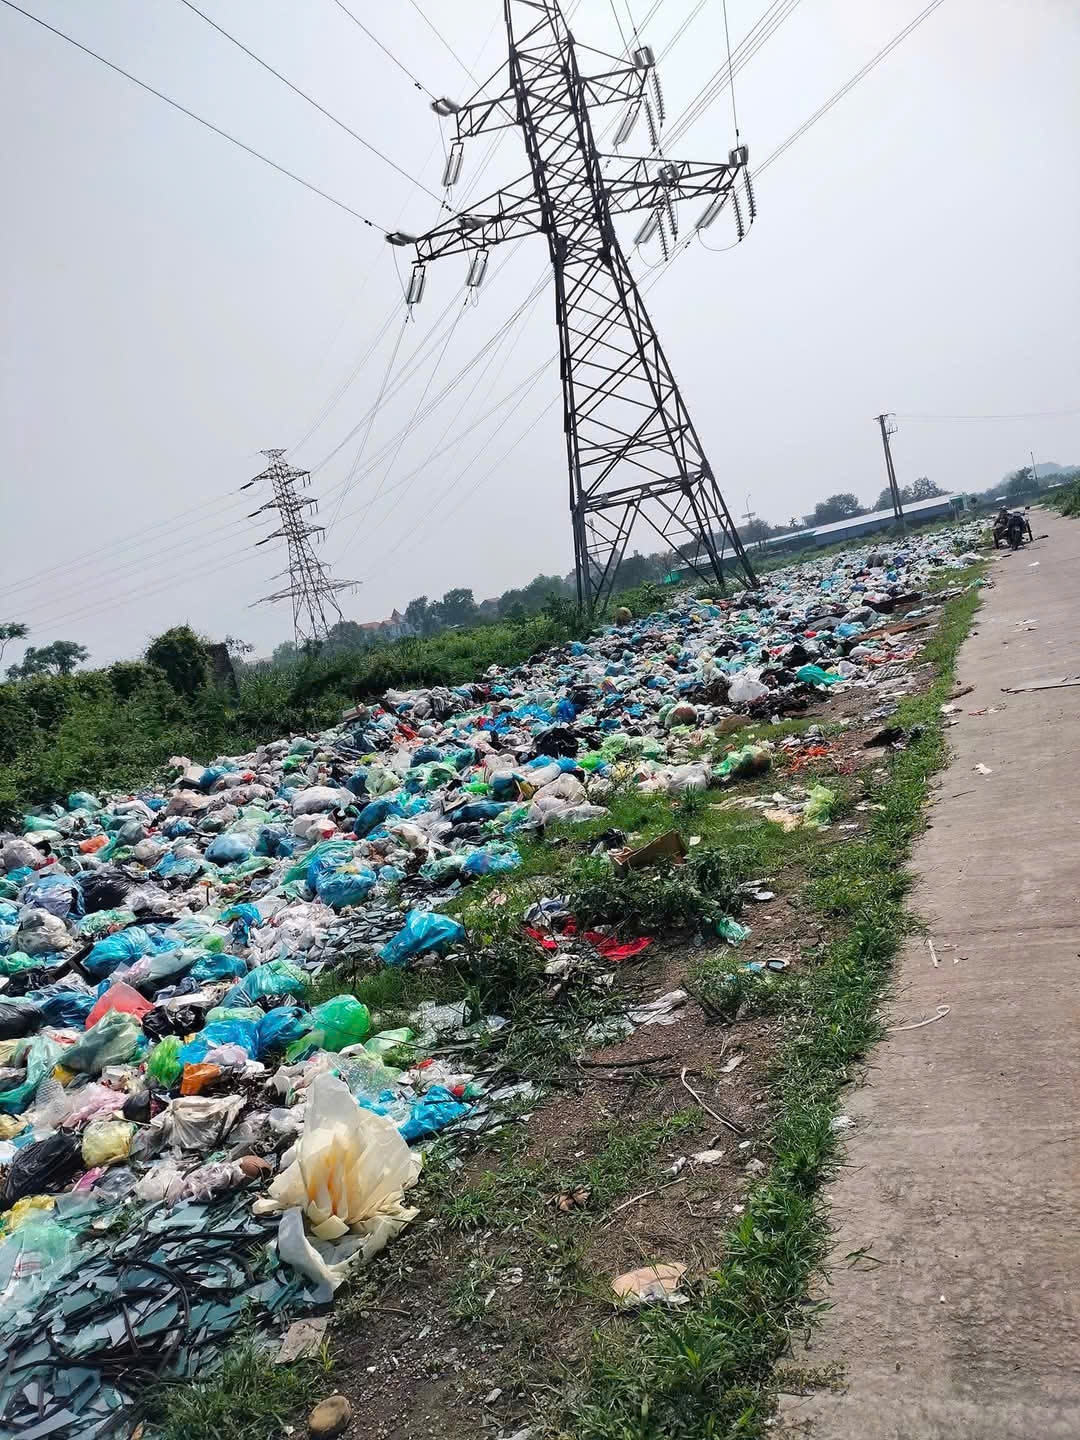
[244,449,358,647]
[391,0,758,611]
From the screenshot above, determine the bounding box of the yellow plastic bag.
[0,1193,55,1236]
[0,1113,26,1140]
[81,1118,135,1167]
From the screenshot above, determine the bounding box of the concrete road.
[780,510,1080,1440]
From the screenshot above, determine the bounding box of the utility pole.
[875,412,905,529]
[243,449,358,648]
[1030,450,1039,489]
[390,0,758,613]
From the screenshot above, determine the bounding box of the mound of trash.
[0,526,982,1434]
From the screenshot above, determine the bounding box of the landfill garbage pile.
[0,525,982,1435]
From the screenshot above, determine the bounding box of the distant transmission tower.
[390,0,758,611]
[244,449,358,647]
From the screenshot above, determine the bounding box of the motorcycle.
[993,508,1034,550]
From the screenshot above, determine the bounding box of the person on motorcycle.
[993,507,1011,548]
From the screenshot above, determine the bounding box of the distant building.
[763,493,964,552]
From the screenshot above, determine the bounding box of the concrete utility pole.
[1030,450,1039,488]
[875,412,905,530]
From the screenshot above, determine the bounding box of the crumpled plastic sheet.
[0,1194,303,1440]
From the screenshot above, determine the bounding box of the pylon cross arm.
[411,176,545,262]
[602,155,745,215]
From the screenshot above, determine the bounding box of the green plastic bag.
[805,784,837,827]
[363,1027,415,1058]
[64,1012,140,1076]
[714,744,772,782]
[796,664,842,687]
[78,908,137,940]
[296,994,370,1055]
[0,1035,63,1114]
[205,1005,264,1026]
[0,952,37,977]
[147,1036,183,1088]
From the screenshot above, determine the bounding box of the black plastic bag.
[78,866,132,913]
[0,1132,83,1208]
[141,1002,210,1041]
[0,1001,43,1041]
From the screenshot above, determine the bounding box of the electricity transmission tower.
[244,449,358,647]
[390,0,759,611]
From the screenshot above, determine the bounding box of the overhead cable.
[0,0,386,228]
[175,0,444,203]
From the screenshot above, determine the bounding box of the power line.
[407,0,480,85]
[895,408,1080,422]
[329,0,435,99]
[325,314,412,527]
[756,0,947,175]
[175,0,443,204]
[0,0,385,228]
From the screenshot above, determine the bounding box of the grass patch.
[550,575,984,1439]
[148,1335,332,1440]
[424,1108,702,1234]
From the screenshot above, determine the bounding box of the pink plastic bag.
[84,981,153,1030]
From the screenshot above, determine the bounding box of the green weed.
[148,1335,331,1440]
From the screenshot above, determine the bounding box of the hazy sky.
[2,0,1078,665]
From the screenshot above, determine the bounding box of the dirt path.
[780,510,1080,1439]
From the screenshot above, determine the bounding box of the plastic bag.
[84,981,153,1030]
[84,926,154,977]
[265,1072,420,1241]
[224,957,308,1007]
[363,1027,415,1059]
[81,1119,135,1167]
[399,1085,470,1143]
[305,995,371,1053]
[0,1034,63,1114]
[13,909,70,957]
[805,784,837,826]
[0,1218,76,1318]
[0,1001,42,1041]
[147,1036,183,1088]
[178,1019,259,1066]
[0,1132,82,1208]
[256,1006,313,1056]
[796,664,842,687]
[190,952,247,984]
[379,911,465,968]
[78,867,132,913]
[20,874,82,919]
[714,744,772,782]
[78,906,137,940]
[63,1011,140,1075]
[155,1094,245,1151]
[728,670,770,704]
[315,864,377,910]
[180,1062,222,1095]
[205,831,254,866]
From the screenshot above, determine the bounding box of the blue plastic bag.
[222,958,307,1007]
[399,1085,470,1143]
[20,874,82,919]
[190,952,248,984]
[153,851,203,882]
[461,846,521,878]
[85,927,155,978]
[316,865,378,909]
[221,901,262,940]
[255,1006,313,1056]
[353,798,403,838]
[205,831,254,866]
[26,987,97,1028]
[178,1018,259,1065]
[304,841,357,891]
[67,791,100,812]
[379,911,465,968]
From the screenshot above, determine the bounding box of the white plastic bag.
[262,1073,420,1242]
[728,669,770,704]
